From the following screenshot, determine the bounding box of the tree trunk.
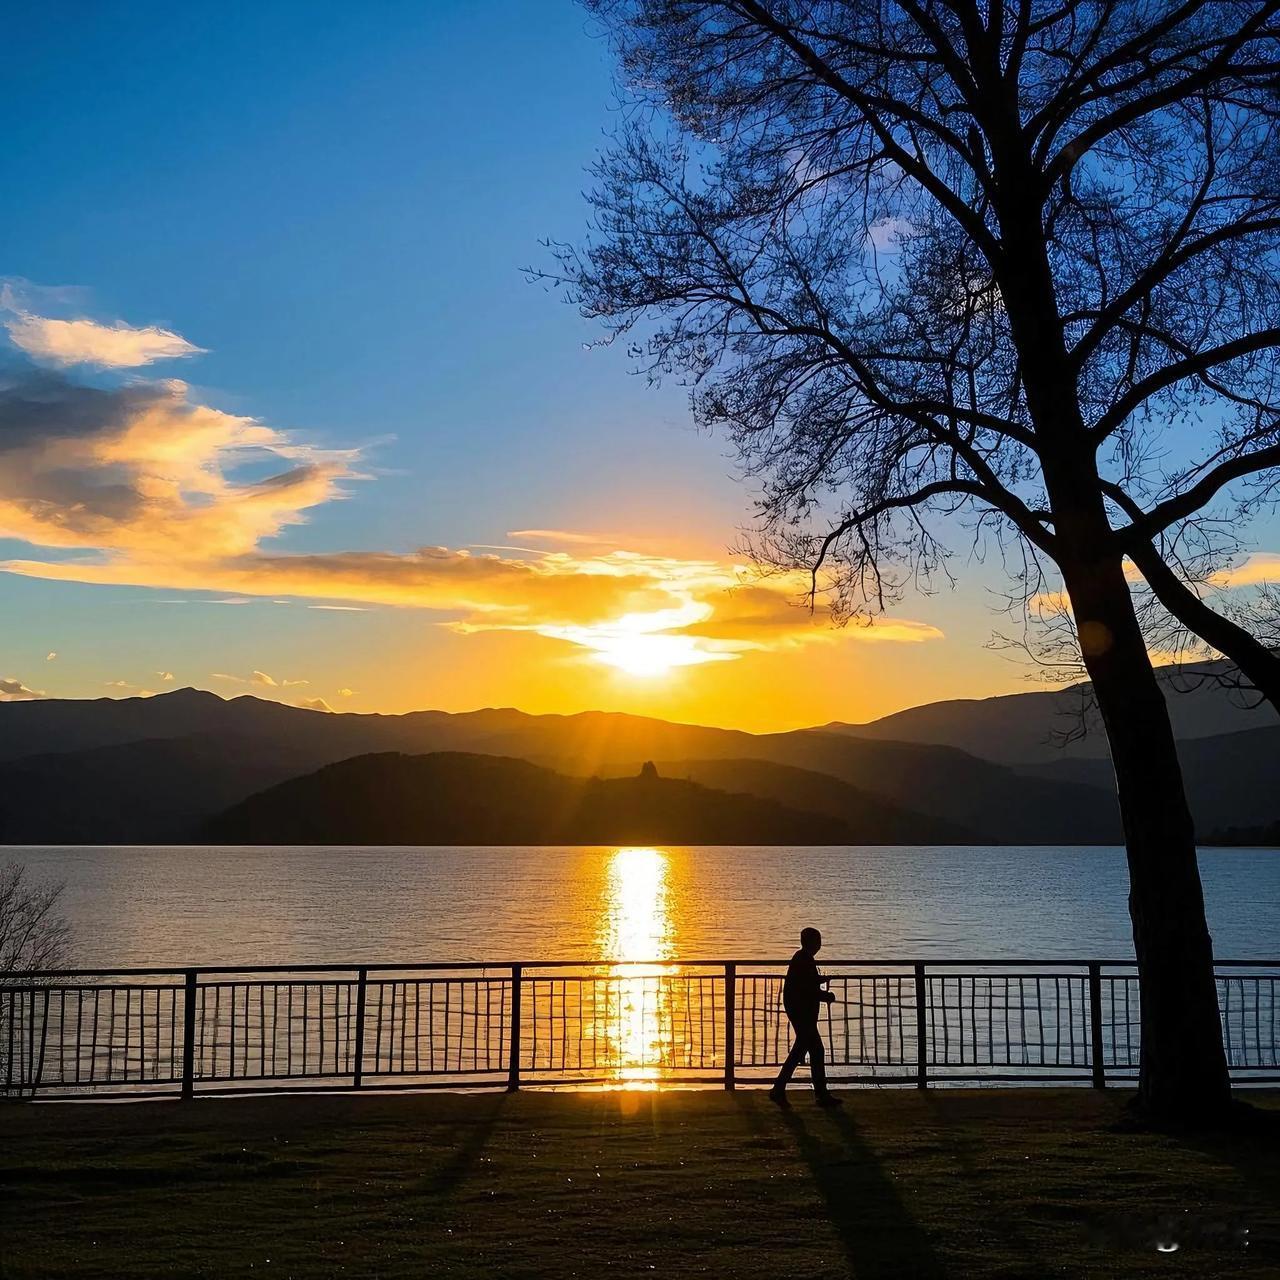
[956,104,1228,1119]
[1061,550,1232,1121]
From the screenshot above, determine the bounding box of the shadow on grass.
[736,1096,947,1280]
[419,1092,508,1197]
[1163,1101,1280,1260]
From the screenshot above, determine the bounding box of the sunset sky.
[5,2,1275,730]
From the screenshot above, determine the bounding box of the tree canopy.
[555,0,1280,657]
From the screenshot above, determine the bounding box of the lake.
[10,844,1280,968]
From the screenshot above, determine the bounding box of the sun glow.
[590,631,728,677]
[542,601,739,677]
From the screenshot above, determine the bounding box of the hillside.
[0,734,321,844]
[826,658,1279,764]
[1016,723,1280,833]
[612,759,976,844]
[202,754,857,845]
[1203,820,1280,847]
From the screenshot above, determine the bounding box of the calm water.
[10,844,1280,968]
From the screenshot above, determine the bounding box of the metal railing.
[3,959,1277,1099]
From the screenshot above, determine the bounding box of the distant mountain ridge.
[0,687,1121,843]
[3,662,1278,843]
[824,657,1278,764]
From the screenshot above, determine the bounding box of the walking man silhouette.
[769,927,842,1107]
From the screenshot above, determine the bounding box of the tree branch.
[1113,441,1280,545]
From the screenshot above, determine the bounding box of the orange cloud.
[0,677,45,701]
[0,365,942,670]
[1209,553,1280,588]
[0,367,357,559]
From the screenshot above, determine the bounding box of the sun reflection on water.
[596,847,675,1088]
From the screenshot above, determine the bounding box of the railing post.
[507,964,522,1091]
[352,967,368,1089]
[723,962,736,1090]
[1088,962,1106,1089]
[914,963,928,1090]
[181,970,197,1100]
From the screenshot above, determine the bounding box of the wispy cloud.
[9,541,940,664]
[0,677,44,701]
[157,671,175,681]
[2,281,205,369]
[45,651,57,661]
[5,314,204,368]
[213,669,307,689]
[507,528,625,548]
[299,697,333,713]
[1209,552,1280,588]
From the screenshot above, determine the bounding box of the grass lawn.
[3,1088,1277,1279]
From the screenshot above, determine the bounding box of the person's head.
[800,927,822,955]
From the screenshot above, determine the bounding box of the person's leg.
[808,1028,828,1094]
[808,1028,842,1105]
[771,1024,807,1093]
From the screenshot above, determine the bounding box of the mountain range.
[1,657,1276,845]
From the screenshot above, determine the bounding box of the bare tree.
[0,861,70,1095]
[551,0,1280,1119]
[0,861,70,977]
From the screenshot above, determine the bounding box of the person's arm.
[802,956,835,1003]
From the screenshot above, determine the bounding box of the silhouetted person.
[769,927,842,1107]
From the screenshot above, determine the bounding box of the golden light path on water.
[596,848,674,1088]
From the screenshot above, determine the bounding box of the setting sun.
[590,631,728,677]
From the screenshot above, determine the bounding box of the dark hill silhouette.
[1203,819,1280,847]
[0,737,979,846]
[824,657,1278,764]
[524,727,1119,842]
[203,753,857,846]
[611,758,977,844]
[0,687,1121,842]
[1015,723,1280,834]
[0,733,322,844]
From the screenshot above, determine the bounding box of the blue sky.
[6,0,1240,729]
[6,1,731,533]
